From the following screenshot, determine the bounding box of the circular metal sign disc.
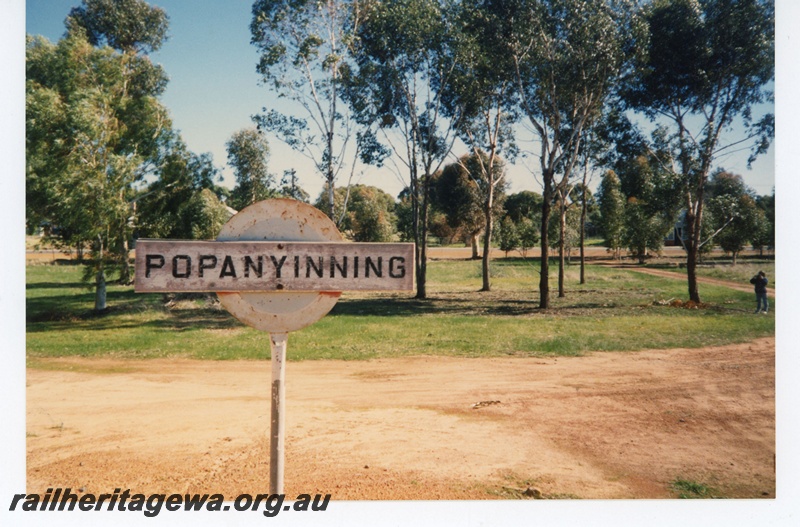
[216,199,342,333]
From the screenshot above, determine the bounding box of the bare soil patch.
[26,338,774,500]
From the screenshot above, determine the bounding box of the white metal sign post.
[134,199,414,493]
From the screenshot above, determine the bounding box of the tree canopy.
[623,0,774,301]
[67,0,169,53]
[315,184,397,242]
[597,171,625,258]
[346,0,462,298]
[250,0,385,221]
[135,137,229,240]
[482,0,640,306]
[26,15,171,309]
[226,128,276,211]
[705,171,764,264]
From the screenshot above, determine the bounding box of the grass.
[670,479,719,499]
[694,260,775,288]
[26,258,774,362]
[488,472,579,499]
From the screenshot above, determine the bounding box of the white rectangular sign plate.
[134,239,415,292]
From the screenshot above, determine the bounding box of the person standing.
[750,271,769,314]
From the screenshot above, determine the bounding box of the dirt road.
[27,338,774,500]
[599,265,776,298]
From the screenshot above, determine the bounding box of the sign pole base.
[269,332,288,494]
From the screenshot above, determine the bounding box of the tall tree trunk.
[685,210,701,303]
[327,173,336,221]
[95,269,107,312]
[94,236,107,312]
[688,182,708,303]
[558,200,566,298]
[539,174,553,309]
[579,180,587,285]
[471,233,480,259]
[411,167,423,299]
[579,217,586,283]
[687,245,699,302]
[416,173,430,300]
[118,236,131,284]
[481,185,494,292]
[327,54,338,222]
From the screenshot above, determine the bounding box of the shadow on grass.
[28,281,753,335]
[28,291,549,332]
[26,282,88,290]
[142,308,240,331]
[27,304,240,332]
[28,288,245,332]
[26,292,98,323]
[331,294,551,317]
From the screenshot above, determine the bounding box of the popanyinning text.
[134,240,415,293]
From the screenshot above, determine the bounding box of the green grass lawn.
[26,258,775,362]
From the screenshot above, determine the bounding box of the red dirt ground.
[27,338,774,500]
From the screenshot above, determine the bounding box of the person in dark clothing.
[750,271,769,314]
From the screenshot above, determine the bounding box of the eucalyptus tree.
[444,0,520,292]
[497,216,521,256]
[595,108,683,257]
[434,152,508,260]
[503,192,543,256]
[547,197,582,263]
[494,0,636,307]
[345,0,462,298]
[548,179,596,294]
[67,0,169,54]
[136,138,229,240]
[623,0,774,302]
[623,196,672,263]
[66,0,171,283]
[504,191,543,226]
[597,170,626,259]
[343,185,398,242]
[613,143,682,263]
[749,204,772,257]
[573,179,595,284]
[314,184,397,242]
[705,171,762,265]
[26,1,171,311]
[226,128,277,210]
[278,169,311,202]
[753,191,774,255]
[250,0,384,222]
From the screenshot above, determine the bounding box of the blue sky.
[26,0,412,200]
[25,0,777,200]
[26,0,289,191]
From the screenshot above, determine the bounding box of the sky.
[25,0,777,200]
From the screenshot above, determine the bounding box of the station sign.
[133,198,414,494]
[135,240,414,293]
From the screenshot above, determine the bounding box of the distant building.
[665,211,687,248]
